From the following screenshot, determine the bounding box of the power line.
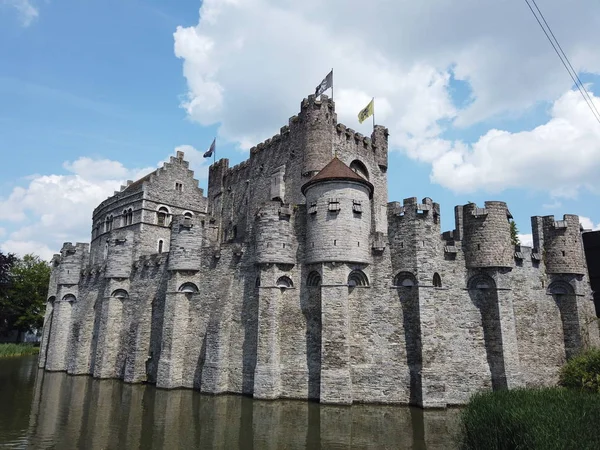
[530,0,600,120]
[523,0,600,125]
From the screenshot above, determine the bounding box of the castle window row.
[308,199,366,215]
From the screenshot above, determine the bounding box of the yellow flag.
[358,98,374,124]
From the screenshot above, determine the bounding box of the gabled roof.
[301,157,373,197]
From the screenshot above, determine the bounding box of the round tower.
[299,95,336,176]
[168,214,203,271]
[254,202,295,264]
[56,242,88,285]
[541,214,586,274]
[462,201,513,268]
[302,158,373,264]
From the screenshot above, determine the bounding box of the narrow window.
[158,240,163,254]
[175,182,183,192]
[433,272,442,288]
[334,240,337,246]
[562,250,566,257]
[157,207,169,226]
[477,244,481,250]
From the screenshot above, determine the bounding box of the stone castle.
[38,94,599,407]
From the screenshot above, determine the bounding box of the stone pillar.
[45,297,73,372]
[93,296,123,379]
[319,264,352,404]
[495,289,524,389]
[418,287,447,408]
[156,292,189,389]
[38,299,55,368]
[254,270,281,399]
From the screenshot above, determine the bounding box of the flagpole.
[213,137,216,164]
[331,68,334,102]
[372,97,375,130]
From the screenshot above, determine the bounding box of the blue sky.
[1,0,600,259]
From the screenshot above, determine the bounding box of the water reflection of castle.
[38,95,599,407]
[27,369,458,449]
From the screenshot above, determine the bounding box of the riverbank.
[0,343,39,358]
[459,388,600,450]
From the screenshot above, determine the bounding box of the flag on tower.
[203,138,216,158]
[315,70,333,97]
[358,98,374,124]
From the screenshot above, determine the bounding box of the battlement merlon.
[388,197,440,222]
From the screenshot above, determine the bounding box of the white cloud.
[429,89,600,195]
[1,0,39,26]
[0,148,205,258]
[173,0,600,198]
[0,240,54,261]
[518,233,533,248]
[580,216,600,231]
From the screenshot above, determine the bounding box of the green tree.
[0,254,50,341]
[0,252,17,336]
[510,220,520,246]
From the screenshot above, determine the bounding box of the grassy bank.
[0,343,40,358]
[459,388,600,450]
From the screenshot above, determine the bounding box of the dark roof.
[301,157,373,197]
[123,171,155,192]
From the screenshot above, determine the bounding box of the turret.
[168,214,203,271]
[371,125,389,170]
[462,201,513,268]
[387,197,441,279]
[533,214,586,275]
[254,202,295,265]
[105,229,134,278]
[299,95,336,176]
[302,158,373,264]
[55,242,88,285]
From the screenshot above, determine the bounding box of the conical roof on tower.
[301,157,374,198]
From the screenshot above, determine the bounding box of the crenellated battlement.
[532,214,586,274]
[388,197,440,223]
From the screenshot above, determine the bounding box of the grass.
[458,387,600,450]
[0,343,40,358]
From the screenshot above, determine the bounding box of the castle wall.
[38,96,599,408]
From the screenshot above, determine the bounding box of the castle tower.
[298,95,337,177]
[533,215,587,275]
[387,197,446,407]
[462,201,513,269]
[168,214,203,271]
[43,242,88,372]
[301,158,373,404]
[302,157,373,265]
[254,202,295,265]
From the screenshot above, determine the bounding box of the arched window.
[307,271,322,287]
[178,282,199,293]
[47,296,56,304]
[433,272,442,288]
[122,210,128,227]
[468,274,496,290]
[547,281,574,295]
[183,211,193,219]
[394,272,417,287]
[62,294,76,302]
[104,242,109,260]
[255,277,261,287]
[158,240,164,254]
[127,208,133,225]
[348,270,369,287]
[276,276,293,289]
[350,160,369,180]
[111,289,129,300]
[157,206,170,226]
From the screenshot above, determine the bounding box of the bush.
[559,347,600,393]
[0,343,40,357]
[459,388,600,450]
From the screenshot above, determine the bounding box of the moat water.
[0,356,460,449]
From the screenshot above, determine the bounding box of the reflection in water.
[1,356,460,449]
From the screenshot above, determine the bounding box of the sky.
[1,0,600,261]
